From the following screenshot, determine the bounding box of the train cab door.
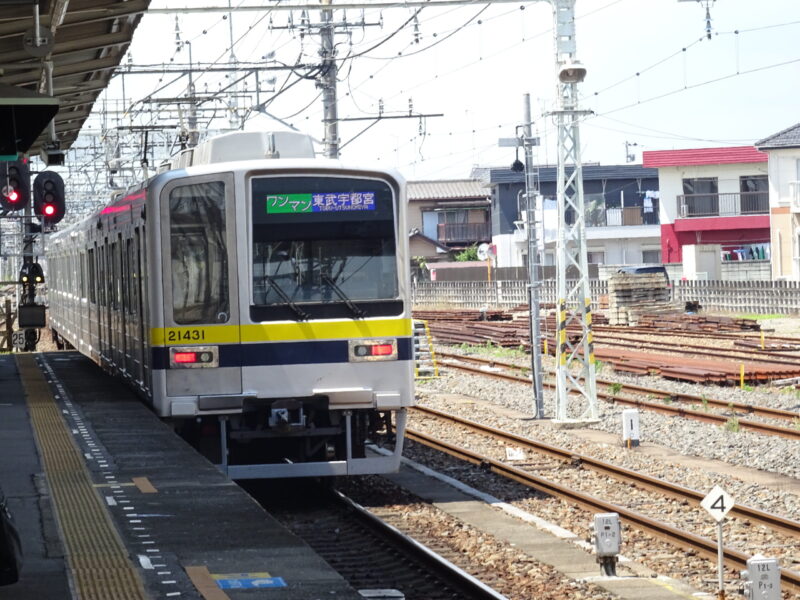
[159,174,242,405]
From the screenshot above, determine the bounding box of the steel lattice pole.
[553,0,598,422]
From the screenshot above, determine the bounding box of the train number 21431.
[167,329,206,342]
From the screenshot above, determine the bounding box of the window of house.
[642,249,661,264]
[739,174,769,214]
[682,177,718,195]
[587,251,605,264]
[740,174,768,193]
[681,177,718,217]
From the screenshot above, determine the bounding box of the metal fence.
[412,279,800,315]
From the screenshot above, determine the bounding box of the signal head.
[1,159,30,211]
[33,170,66,225]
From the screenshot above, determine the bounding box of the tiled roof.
[755,123,800,149]
[407,179,490,201]
[409,229,449,251]
[475,164,658,185]
[642,146,767,168]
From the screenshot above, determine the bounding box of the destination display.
[265,192,376,214]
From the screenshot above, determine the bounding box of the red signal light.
[173,352,198,364]
[8,190,18,202]
[43,204,56,216]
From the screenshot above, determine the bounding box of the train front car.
[156,139,414,479]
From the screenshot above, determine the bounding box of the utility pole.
[550,0,598,423]
[319,0,340,158]
[226,0,242,130]
[522,93,545,418]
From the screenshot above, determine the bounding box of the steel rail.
[333,489,509,600]
[404,427,800,594]
[592,335,800,366]
[595,325,800,345]
[436,358,800,441]
[412,405,800,538]
[436,351,800,422]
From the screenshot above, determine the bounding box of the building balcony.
[567,205,660,227]
[678,192,769,218]
[437,222,491,244]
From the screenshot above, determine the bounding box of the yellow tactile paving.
[16,354,148,600]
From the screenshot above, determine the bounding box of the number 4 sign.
[701,485,734,522]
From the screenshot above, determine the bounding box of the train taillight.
[349,339,398,362]
[169,346,218,368]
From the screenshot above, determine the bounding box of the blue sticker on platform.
[214,575,287,589]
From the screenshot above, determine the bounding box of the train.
[46,131,415,479]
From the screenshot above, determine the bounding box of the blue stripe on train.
[152,337,413,370]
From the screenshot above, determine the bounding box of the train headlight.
[169,346,219,368]
[349,339,398,362]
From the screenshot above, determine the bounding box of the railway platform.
[0,351,362,600]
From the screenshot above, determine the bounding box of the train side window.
[169,181,229,324]
[88,248,96,303]
[80,252,86,299]
[110,241,118,310]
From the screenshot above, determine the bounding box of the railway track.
[403,423,800,595]
[435,352,800,440]
[591,333,800,365]
[596,324,800,345]
[412,405,800,538]
[266,484,507,600]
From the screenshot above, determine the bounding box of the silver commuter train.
[47,131,414,479]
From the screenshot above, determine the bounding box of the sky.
[86,0,800,183]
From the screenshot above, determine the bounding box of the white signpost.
[701,485,735,599]
[11,331,25,351]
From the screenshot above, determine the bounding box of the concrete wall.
[764,148,800,279]
[766,148,800,207]
[599,261,772,281]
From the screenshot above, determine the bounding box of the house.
[755,123,800,280]
[407,179,491,256]
[642,146,770,266]
[475,164,660,269]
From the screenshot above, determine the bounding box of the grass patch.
[734,313,784,320]
[458,341,528,360]
[723,416,741,433]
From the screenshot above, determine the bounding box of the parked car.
[0,486,22,585]
[616,265,670,282]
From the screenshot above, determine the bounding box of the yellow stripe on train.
[151,318,413,346]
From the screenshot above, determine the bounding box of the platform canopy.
[0,0,149,157]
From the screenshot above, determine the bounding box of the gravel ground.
[340,476,619,600]
[400,440,775,599]
[431,347,800,481]
[408,406,800,570]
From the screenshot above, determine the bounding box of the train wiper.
[263,275,309,321]
[321,273,366,319]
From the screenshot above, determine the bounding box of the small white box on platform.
[621,408,640,448]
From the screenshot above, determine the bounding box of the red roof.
[642,146,767,168]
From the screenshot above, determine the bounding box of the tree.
[454,245,479,262]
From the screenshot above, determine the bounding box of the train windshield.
[250,176,398,318]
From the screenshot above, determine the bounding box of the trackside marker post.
[701,485,734,599]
